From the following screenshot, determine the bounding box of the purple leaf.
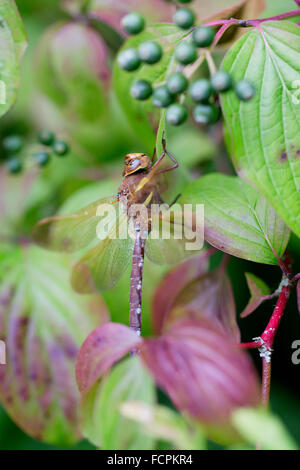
[165,267,240,342]
[241,272,271,318]
[141,318,260,424]
[152,252,210,335]
[76,322,141,394]
[297,280,300,314]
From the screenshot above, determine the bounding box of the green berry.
[5,157,22,174]
[33,151,51,167]
[53,140,69,156]
[177,0,193,3]
[167,72,188,95]
[189,79,213,102]
[138,41,162,64]
[173,8,195,30]
[166,104,188,126]
[192,26,215,47]
[37,130,55,146]
[193,103,220,124]
[130,80,152,100]
[235,80,256,101]
[152,86,173,108]
[117,48,141,71]
[211,71,232,92]
[175,42,197,65]
[3,135,23,154]
[121,13,145,35]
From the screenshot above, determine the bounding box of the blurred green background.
[0,0,299,450]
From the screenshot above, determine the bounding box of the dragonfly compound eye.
[129,159,140,170]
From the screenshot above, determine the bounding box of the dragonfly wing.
[32,196,117,253]
[71,212,134,293]
[145,204,204,265]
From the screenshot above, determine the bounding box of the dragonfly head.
[123,153,152,177]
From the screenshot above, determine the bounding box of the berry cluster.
[2,131,69,175]
[117,3,256,127]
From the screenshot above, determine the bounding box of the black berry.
[192,26,215,47]
[189,79,213,102]
[5,157,22,174]
[130,80,152,100]
[166,104,188,126]
[53,140,69,156]
[152,86,173,108]
[33,151,51,167]
[235,80,256,101]
[3,135,23,154]
[138,41,162,64]
[167,72,188,95]
[211,71,232,92]
[121,13,145,35]
[193,103,220,124]
[173,8,195,30]
[117,48,141,71]
[175,42,197,65]
[38,130,55,146]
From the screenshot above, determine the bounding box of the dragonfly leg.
[169,193,182,207]
[151,138,179,175]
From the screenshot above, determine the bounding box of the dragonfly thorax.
[122,153,152,177]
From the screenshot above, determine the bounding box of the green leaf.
[232,407,298,450]
[0,1,27,118]
[120,401,206,450]
[180,173,290,264]
[113,24,187,151]
[81,356,156,450]
[0,244,108,446]
[241,272,271,318]
[221,21,300,237]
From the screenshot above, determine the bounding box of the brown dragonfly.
[33,139,202,335]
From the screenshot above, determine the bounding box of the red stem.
[239,253,293,407]
[203,9,300,29]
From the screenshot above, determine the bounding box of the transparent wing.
[145,203,204,265]
[71,211,135,293]
[32,196,118,253]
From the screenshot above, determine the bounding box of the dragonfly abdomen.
[129,226,145,338]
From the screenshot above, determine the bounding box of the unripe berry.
[173,8,195,30]
[189,79,213,102]
[3,135,23,154]
[193,103,220,124]
[152,86,173,108]
[130,80,152,100]
[211,71,232,92]
[53,140,69,156]
[167,72,188,95]
[192,26,215,47]
[177,0,193,2]
[166,104,188,126]
[138,41,162,64]
[33,151,51,167]
[235,80,256,101]
[175,42,197,65]
[38,130,55,146]
[117,48,141,71]
[121,13,145,35]
[5,157,22,174]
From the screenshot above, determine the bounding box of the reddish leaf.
[152,252,210,335]
[241,272,271,318]
[165,267,240,341]
[76,322,141,394]
[141,318,260,424]
[297,280,300,315]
